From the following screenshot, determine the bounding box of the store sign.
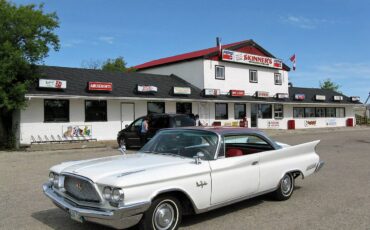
[230,90,245,97]
[305,120,317,127]
[173,87,191,95]
[351,96,360,102]
[326,119,337,126]
[39,79,66,89]
[276,93,289,99]
[137,85,158,93]
[256,91,269,98]
[88,82,112,91]
[294,94,305,100]
[268,121,280,128]
[222,49,283,69]
[204,88,220,96]
[315,95,326,101]
[333,95,343,101]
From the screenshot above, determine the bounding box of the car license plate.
[69,210,83,223]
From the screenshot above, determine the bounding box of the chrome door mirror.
[193,152,204,165]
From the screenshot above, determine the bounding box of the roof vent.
[288,82,293,87]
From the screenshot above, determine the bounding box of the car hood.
[51,153,193,183]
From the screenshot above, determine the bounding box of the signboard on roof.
[315,95,326,101]
[222,49,283,69]
[203,88,220,96]
[351,96,360,102]
[88,82,112,91]
[294,94,305,100]
[333,95,343,101]
[39,79,66,89]
[137,85,158,93]
[173,87,191,95]
[256,91,269,98]
[276,93,289,99]
[230,90,245,97]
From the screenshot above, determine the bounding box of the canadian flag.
[290,54,296,71]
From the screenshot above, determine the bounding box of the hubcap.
[154,203,175,230]
[120,139,126,148]
[281,175,292,195]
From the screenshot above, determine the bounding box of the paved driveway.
[0,128,369,230]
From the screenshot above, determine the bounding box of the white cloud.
[281,16,339,29]
[63,39,83,48]
[98,36,115,44]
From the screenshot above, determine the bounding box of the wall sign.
[137,85,158,93]
[222,49,283,69]
[315,95,326,101]
[88,82,112,91]
[276,93,289,99]
[230,90,245,97]
[326,119,337,126]
[267,121,280,128]
[173,87,191,95]
[351,96,360,102]
[203,88,220,96]
[39,79,67,89]
[333,95,343,101]
[294,94,305,100]
[63,125,92,137]
[256,91,269,98]
[304,120,317,127]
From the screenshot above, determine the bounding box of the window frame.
[44,99,70,123]
[176,102,192,115]
[335,107,345,118]
[215,65,225,80]
[234,103,246,119]
[315,107,326,117]
[147,102,165,115]
[215,103,228,120]
[274,104,284,119]
[85,100,108,122]
[260,104,272,119]
[274,73,282,85]
[249,69,258,83]
[326,107,336,117]
[293,107,305,118]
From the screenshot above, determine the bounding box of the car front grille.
[64,175,101,203]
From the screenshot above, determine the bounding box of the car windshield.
[139,129,219,160]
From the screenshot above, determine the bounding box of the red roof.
[134,39,290,71]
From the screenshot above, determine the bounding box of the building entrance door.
[121,103,135,129]
[198,102,210,126]
[251,104,258,128]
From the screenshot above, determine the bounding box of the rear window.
[172,115,195,127]
[150,116,170,129]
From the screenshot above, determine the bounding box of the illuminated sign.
[230,90,245,97]
[276,93,289,99]
[256,91,269,98]
[88,82,112,91]
[294,94,305,100]
[137,85,158,93]
[351,96,360,102]
[39,79,66,89]
[315,95,326,101]
[222,49,283,69]
[173,87,191,95]
[203,88,220,96]
[333,96,343,101]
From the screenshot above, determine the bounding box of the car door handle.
[252,161,259,165]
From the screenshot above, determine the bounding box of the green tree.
[320,78,341,93]
[0,0,59,148]
[101,56,136,72]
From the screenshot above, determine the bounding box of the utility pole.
[364,92,370,124]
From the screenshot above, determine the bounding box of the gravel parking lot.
[0,128,369,230]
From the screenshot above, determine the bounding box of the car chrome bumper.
[42,183,150,229]
[315,160,325,173]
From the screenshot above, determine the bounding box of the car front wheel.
[273,173,294,201]
[139,196,182,230]
[118,137,127,149]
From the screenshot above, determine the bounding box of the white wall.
[203,60,289,96]
[140,59,205,89]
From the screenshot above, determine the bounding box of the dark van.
[117,113,195,148]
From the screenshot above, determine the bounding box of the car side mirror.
[193,152,204,165]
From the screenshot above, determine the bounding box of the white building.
[18,40,361,145]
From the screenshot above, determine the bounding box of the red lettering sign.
[230,90,245,97]
[88,82,113,91]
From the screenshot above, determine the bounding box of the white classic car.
[43,127,324,230]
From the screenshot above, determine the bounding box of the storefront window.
[293,108,305,118]
[260,104,272,119]
[176,102,192,114]
[85,100,107,122]
[215,103,228,120]
[215,65,225,80]
[274,104,284,119]
[249,70,258,83]
[148,102,165,114]
[316,107,326,117]
[234,103,246,119]
[326,107,336,117]
[336,108,345,117]
[274,73,282,85]
[305,108,315,117]
[44,99,69,122]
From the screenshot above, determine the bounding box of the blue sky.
[13,0,370,102]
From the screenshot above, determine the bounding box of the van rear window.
[173,116,195,127]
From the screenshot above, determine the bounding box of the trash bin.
[346,118,354,127]
[288,120,295,130]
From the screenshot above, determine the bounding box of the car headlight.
[103,186,112,200]
[111,188,124,203]
[49,172,55,183]
[53,174,59,187]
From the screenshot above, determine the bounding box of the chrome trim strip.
[315,160,325,173]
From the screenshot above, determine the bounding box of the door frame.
[120,102,135,130]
